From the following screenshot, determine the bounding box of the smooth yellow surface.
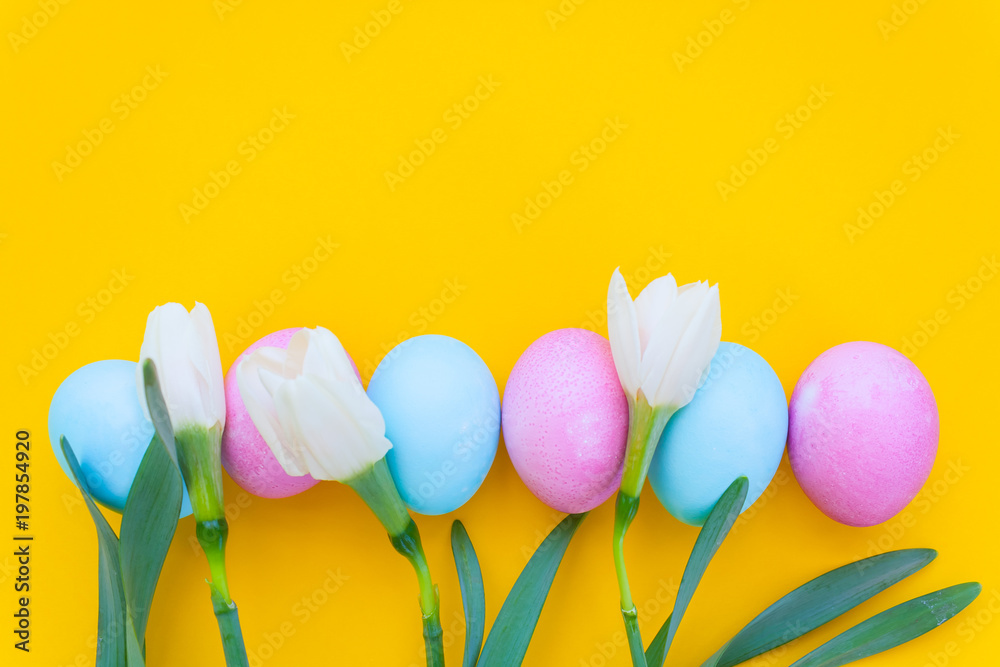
[2,1,998,665]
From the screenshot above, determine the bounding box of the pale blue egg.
[48,359,193,517]
[649,343,788,526]
[368,335,500,515]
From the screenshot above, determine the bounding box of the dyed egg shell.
[48,359,193,517]
[222,328,324,498]
[649,343,788,526]
[788,341,938,527]
[502,328,629,513]
[368,335,500,515]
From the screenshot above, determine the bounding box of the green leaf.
[126,616,147,667]
[644,613,672,667]
[477,513,587,667]
[702,548,937,667]
[646,477,748,667]
[452,521,486,667]
[790,582,982,667]
[141,360,179,467]
[119,431,183,652]
[61,436,129,667]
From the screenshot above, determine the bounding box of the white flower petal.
[638,284,706,400]
[607,268,642,398]
[634,273,677,353]
[137,302,225,432]
[652,283,721,408]
[236,352,308,476]
[234,326,392,482]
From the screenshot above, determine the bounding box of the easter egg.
[49,359,193,516]
[648,343,788,526]
[502,328,629,513]
[222,328,323,498]
[368,335,500,515]
[788,341,938,527]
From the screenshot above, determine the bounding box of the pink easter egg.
[222,328,327,498]
[788,341,939,527]
[502,328,629,513]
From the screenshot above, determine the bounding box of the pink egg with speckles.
[788,341,939,527]
[222,328,361,499]
[502,328,629,513]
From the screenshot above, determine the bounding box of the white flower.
[237,327,392,482]
[136,302,226,432]
[607,268,722,410]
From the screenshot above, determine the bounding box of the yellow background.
[2,0,998,665]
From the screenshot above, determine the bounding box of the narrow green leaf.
[790,583,982,667]
[120,431,183,649]
[647,476,748,667]
[141,360,179,466]
[644,613,672,667]
[61,436,129,667]
[126,616,147,667]
[703,548,937,667]
[477,513,587,667]
[452,521,486,667]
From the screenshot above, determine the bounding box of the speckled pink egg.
[502,328,629,513]
[222,328,319,498]
[788,341,939,527]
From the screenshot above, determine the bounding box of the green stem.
[613,491,640,612]
[174,425,246,661]
[347,459,444,667]
[197,518,232,603]
[211,587,250,667]
[421,599,445,667]
[615,491,648,665]
[614,395,674,667]
[622,605,647,667]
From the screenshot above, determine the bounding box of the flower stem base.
[211,587,250,667]
[621,605,647,667]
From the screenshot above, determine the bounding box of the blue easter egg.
[368,335,500,515]
[648,343,788,526]
[48,359,193,517]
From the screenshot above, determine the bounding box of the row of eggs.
[49,329,939,529]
